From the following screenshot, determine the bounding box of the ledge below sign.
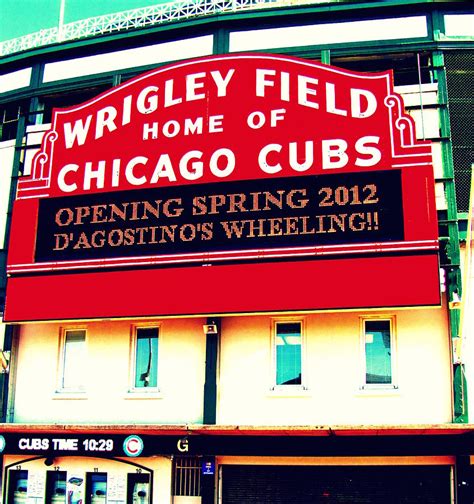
[4,254,440,322]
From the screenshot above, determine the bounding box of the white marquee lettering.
[63,116,92,149]
[125,156,148,186]
[259,144,283,174]
[326,82,348,116]
[186,72,206,101]
[289,141,314,172]
[164,79,182,107]
[211,69,235,96]
[137,86,159,114]
[95,106,118,139]
[180,150,204,181]
[298,75,319,109]
[209,148,236,178]
[83,160,106,191]
[351,88,377,118]
[151,154,177,183]
[322,139,349,169]
[256,69,276,97]
[58,163,79,192]
[355,136,381,166]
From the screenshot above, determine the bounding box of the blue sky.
[0,0,165,41]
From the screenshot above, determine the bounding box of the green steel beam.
[321,49,331,64]
[433,49,467,423]
[1,6,473,105]
[213,28,230,55]
[0,97,28,422]
[203,318,220,424]
[0,0,471,69]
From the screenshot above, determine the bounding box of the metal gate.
[221,464,451,504]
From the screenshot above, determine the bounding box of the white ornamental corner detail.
[384,93,432,164]
[17,129,58,199]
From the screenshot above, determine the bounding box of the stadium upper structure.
[0,0,360,57]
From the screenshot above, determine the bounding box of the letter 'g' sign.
[5,54,440,321]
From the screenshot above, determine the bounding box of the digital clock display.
[83,439,114,452]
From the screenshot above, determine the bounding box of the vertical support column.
[0,108,26,423]
[201,456,217,504]
[0,326,14,422]
[28,63,45,125]
[433,50,467,422]
[213,28,229,55]
[203,318,220,425]
[1,61,43,421]
[430,9,446,42]
[321,49,331,65]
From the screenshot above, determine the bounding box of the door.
[221,465,451,503]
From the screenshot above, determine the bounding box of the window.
[132,327,159,390]
[0,102,27,141]
[59,329,86,391]
[85,472,107,504]
[332,51,433,86]
[127,473,151,504]
[7,469,28,504]
[173,457,201,497]
[46,470,67,503]
[275,321,303,386]
[362,318,396,388]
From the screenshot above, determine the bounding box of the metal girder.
[0,0,321,57]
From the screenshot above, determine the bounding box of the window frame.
[129,324,161,394]
[360,316,398,390]
[57,327,87,393]
[271,317,306,392]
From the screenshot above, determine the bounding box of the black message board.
[35,170,404,263]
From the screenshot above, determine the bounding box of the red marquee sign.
[4,54,440,321]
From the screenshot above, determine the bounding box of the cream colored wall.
[218,308,452,425]
[12,318,207,424]
[12,307,451,426]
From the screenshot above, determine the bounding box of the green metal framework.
[0,0,470,58]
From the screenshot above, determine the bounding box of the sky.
[0,0,166,41]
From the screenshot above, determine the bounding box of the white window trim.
[56,327,87,395]
[128,323,161,395]
[270,317,308,394]
[359,315,398,391]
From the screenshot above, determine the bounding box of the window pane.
[365,320,392,384]
[7,470,28,504]
[86,472,107,503]
[46,470,67,503]
[135,328,158,388]
[128,473,151,504]
[276,322,302,385]
[62,330,85,389]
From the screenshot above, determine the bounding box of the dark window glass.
[276,322,302,385]
[46,470,67,503]
[135,327,159,388]
[365,320,392,384]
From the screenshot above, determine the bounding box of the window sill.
[125,390,163,399]
[355,386,400,397]
[268,386,311,398]
[53,390,88,399]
